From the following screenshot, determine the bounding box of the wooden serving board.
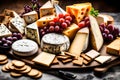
[8,43,118,70]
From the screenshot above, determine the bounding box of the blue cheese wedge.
[26,22,40,45]
[33,52,55,67]
[0,24,12,38]
[40,1,55,17]
[23,11,38,24]
[12,39,38,56]
[10,17,26,34]
[41,33,70,54]
[89,15,103,51]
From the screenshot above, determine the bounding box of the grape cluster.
[99,23,120,41]
[78,16,90,28]
[21,0,41,17]
[0,33,22,48]
[39,13,73,37]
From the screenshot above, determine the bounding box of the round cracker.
[10,72,22,77]
[14,65,27,71]
[12,60,25,68]
[5,63,11,70]
[0,54,7,62]
[27,69,39,77]
[8,62,14,70]
[0,59,8,65]
[20,65,31,74]
[1,65,9,72]
[33,71,42,79]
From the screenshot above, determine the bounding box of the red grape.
[65,20,71,26]
[108,34,113,41]
[107,24,114,33]
[17,33,23,39]
[59,18,65,23]
[41,31,45,36]
[61,22,68,29]
[85,21,90,27]
[3,43,8,47]
[58,13,64,18]
[0,40,3,45]
[1,38,7,43]
[40,29,44,33]
[46,29,49,33]
[55,25,60,32]
[104,28,110,34]
[84,16,89,22]
[65,13,70,17]
[112,27,119,37]
[99,26,104,32]
[78,21,85,28]
[43,26,47,30]
[49,21,55,26]
[12,33,17,37]
[53,17,59,22]
[6,37,13,41]
[102,33,107,40]
[6,40,12,46]
[12,37,18,41]
[100,23,106,28]
[49,26,55,32]
[65,16,72,21]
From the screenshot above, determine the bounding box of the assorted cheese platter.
[0,0,120,70]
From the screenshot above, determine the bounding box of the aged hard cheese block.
[12,39,38,56]
[89,15,103,51]
[10,17,26,34]
[23,11,38,24]
[66,2,92,24]
[40,1,55,17]
[0,24,12,38]
[26,22,40,45]
[33,52,56,67]
[69,27,89,56]
[106,38,120,55]
[96,14,114,25]
[41,33,70,54]
[63,23,80,40]
[37,15,55,28]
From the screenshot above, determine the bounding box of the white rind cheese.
[26,22,40,45]
[89,15,103,51]
[23,11,38,24]
[69,27,89,56]
[10,17,26,34]
[12,39,38,56]
[41,33,70,54]
[0,24,12,38]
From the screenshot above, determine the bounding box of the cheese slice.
[0,24,12,38]
[23,11,38,24]
[10,17,26,34]
[40,1,55,17]
[106,38,120,55]
[63,23,79,41]
[66,2,92,24]
[26,22,40,45]
[69,27,89,56]
[89,15,103,51]
[37,15,55,28]
[33,52,56,67]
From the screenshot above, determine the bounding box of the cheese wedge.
[23,11,38,24]
[37,15,55,28]
[69,27,89,56]
[40,1,55,17]
[89,15,103,51]
[0,24,12,38]
[26,22,40,45]
[63,23,80,41]
[96,14,114,25]
[106,38,120,55]
[66,2,92,24]
[33,52,56,67]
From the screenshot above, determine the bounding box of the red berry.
[108,34,113,41]
[49,21,55,26]
[65,13,70,17]
[58,13,64,18]
[55,25,60,32]
[41,31,45,36]
[84,16,89,22]
[100,23,106,28]
[49,26,55,32]
[53,17,59,22]
[85,21,90,27]
[65,16,72,21]
[59,18,65,23]
[107,24,114,32]
[104,28,110,34]
[61,22,68,29]
[78,21,85,28]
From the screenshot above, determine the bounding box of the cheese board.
[0,0,120,70]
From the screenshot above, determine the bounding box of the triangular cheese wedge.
[40,1,55,17]
[66,2,92,24]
